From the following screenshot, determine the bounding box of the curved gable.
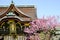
[0,4,30,18]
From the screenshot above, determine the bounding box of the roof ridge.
[0,5,35,8]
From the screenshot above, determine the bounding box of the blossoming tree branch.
[24,16,60,40]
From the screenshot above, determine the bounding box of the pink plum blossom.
[24,16,60,33]
[24,16,60,40]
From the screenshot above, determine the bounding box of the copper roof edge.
[0,5,35,8]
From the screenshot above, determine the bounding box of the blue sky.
[0,0,60,18]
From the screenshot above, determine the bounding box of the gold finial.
[11,0,14,4]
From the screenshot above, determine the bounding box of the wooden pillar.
[4,36,18,40]
[17,35,26,40]
[4,36,13,40]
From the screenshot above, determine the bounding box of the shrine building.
[0,1,37,40]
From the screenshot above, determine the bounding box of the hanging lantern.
[8,20,16,34]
